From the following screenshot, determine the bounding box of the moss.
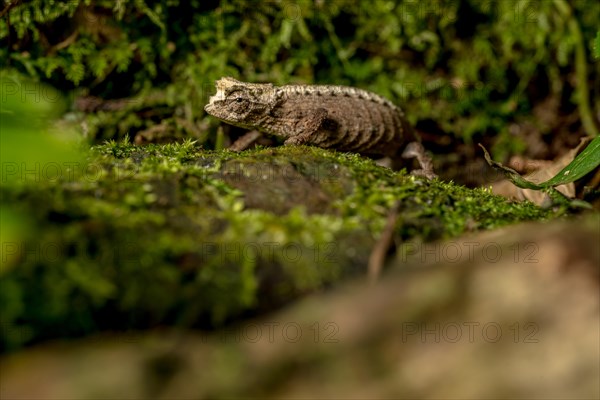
[0,141,550,351]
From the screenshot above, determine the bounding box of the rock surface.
[2,217,598,399]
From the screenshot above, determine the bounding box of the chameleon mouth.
[204,88,226,115]
[204,101,223,118]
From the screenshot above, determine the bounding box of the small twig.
[229,130,262,151]
[368,200,401,285]
[1,0,21,68]
[48,29,79,54]
[5,8,10,67]
[553,0,599,137]
[0,0,21,19]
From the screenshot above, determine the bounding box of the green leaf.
[0,73,84,186]
[540,136,600,186]
[479,141,597,209]
[479,144,544,190]
[593,31,600,59]
[480,138,600,190]
[66,63,85,85]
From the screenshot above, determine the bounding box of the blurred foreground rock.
[1,216,598,399]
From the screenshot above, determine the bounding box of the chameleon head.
[204,77,275,129]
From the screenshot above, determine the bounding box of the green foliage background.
[2,0,599,156]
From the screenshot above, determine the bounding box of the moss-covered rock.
[0,141,550,351]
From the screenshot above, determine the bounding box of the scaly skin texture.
[204,78,436,179]
[205,77,434,177]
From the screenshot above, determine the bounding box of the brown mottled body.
[205,77,434,177]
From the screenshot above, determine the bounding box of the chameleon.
[204,77,435,178]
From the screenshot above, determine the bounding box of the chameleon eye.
[226,94,251,117]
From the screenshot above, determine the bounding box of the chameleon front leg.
[229,130,263,151]
[284,108,329,146]
[401,141,437,179]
